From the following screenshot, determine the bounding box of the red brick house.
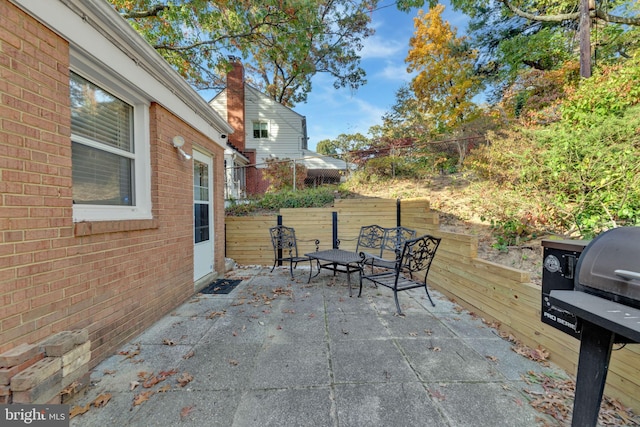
[1,0,233,367]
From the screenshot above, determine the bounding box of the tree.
[449,0,640,85]
[316,133,369,161]
[263,157,307,191]
[406,5,482,136]
[381,84,433,141]
[316,139,339,156]
[108,0,434,107]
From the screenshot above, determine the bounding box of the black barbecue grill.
[541,227,640,426]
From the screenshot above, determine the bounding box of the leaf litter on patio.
[446,298,640,426]
[523,371,640,426]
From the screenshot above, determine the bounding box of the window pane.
[72,143,133,205]
[194,204,210,243]
[193,160,209,202]
[253,121,268,139]
[70,72,133,152]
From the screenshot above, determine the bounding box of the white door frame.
[193,150,214,280]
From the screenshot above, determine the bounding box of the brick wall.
[1,1,225,368]
[226,59,245,152]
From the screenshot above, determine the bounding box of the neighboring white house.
[209,61,348,198]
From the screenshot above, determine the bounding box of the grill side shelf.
[550,290,640,343]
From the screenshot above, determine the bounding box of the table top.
[305,249,362,264]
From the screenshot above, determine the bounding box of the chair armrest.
[359,251,401,271]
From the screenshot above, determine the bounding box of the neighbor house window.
[69,64,151,222]
[253,121,269,139]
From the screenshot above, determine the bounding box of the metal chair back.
[382,226,417,256]
[270,225,299,258]
[398,234,441,282]
[355,225,386,257]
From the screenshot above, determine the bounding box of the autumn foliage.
[406,5,481,134]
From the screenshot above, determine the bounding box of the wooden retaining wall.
[225,198,640,412]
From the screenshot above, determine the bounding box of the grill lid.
[575,227,640,306]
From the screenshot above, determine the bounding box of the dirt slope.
[347,174,544,285]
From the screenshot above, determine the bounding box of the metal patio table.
[305,249,363,297]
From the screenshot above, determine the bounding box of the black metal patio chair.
[269,225,319,278]
[371,226,417,270]
[359,234,441,315]
[356,225,417,273]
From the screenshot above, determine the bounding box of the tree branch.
[595,9,640,25]
[120,4,168,19]
[500,0,579,21]
[499,0,640,25]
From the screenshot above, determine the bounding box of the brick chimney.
[226,58,246,152]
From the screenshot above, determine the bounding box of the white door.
[193,150,214,280]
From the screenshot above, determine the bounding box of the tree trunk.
[580,0,592,77]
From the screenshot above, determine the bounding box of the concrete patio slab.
[70,265,558,426]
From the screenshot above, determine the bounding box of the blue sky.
[296,1,468,152]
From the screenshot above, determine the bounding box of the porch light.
[172,135,192,160]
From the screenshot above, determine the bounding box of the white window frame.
[253,120,269,139]
[70,51,152,222]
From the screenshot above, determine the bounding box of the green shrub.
[225,186,338,216]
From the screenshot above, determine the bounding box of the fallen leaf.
[486,355,498,362]
[132,391,154,406]
[183,350,195,359]
[69,403,90,419]
[177,372,193,387]
[138,371,153,380]
[103,369,116,375]
[60,381,80,396]
[409,332,418,337]
[162,338,176,346]
[119,344,141,362]
[158,369,178,379]
[157,384,171,393]
[130,380,140,391]
[180,406,195,419]
[430,346,441,352]
[143,376,161,388]
[207,311,226,319]
[229,359,239,366]
[93,393,112,408]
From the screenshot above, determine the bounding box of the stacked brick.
[0,330,91,404]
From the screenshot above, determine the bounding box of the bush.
[225,186,339,216]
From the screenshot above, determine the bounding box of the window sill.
[74,219,159,237]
